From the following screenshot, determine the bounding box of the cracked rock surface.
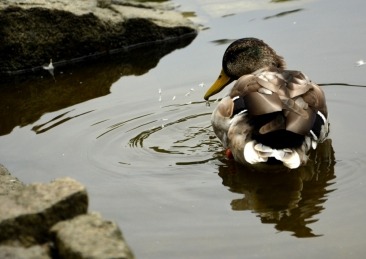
[0,0,197,74]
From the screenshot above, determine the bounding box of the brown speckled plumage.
[204,38,329,169]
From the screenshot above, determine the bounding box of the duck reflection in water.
[218,139,335,238]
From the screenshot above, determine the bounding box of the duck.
[204,38,329,169]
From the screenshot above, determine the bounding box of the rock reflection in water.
[218,139,336,238]
[0,34,196,136]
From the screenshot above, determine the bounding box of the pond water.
[1,0,366,258]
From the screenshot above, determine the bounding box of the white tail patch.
[245,141,301,169]
[244,141,268,164]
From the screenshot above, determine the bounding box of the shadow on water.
[218,139,336,238]
[263,8,303,20]
[0,34,196,136]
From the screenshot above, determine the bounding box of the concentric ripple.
[89,100,223,172]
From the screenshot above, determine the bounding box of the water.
[1,0,366,258]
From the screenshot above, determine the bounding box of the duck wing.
[229,67,327,138]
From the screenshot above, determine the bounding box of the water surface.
[1,0,366,258]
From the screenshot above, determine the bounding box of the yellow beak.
[204,69,233,100]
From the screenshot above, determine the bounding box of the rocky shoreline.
[0,0,197,75]
[0,1,197,257]
[0,164,134,258]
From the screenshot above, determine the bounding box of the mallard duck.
[204,38,329,169]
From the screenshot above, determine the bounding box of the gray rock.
[51,212,134,259]
[0,244,51,259]
[0,0,197,74]
[0,164,25,196]
[0,177,88,246]
[0,166,135,258]
[97,0,112,9]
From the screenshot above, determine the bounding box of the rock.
[0,245,51,259]
[0,177,88,246]
[0,164,25,196]
[0,0,197,74]
[97,0,112,9]
[0,167,135,258]
[51,212,134,259]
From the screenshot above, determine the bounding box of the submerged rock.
[51,213,134,259]
[0,0,197,75]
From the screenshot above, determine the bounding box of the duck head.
[204,38,286,100]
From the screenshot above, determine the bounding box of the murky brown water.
[1,0,366,258]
